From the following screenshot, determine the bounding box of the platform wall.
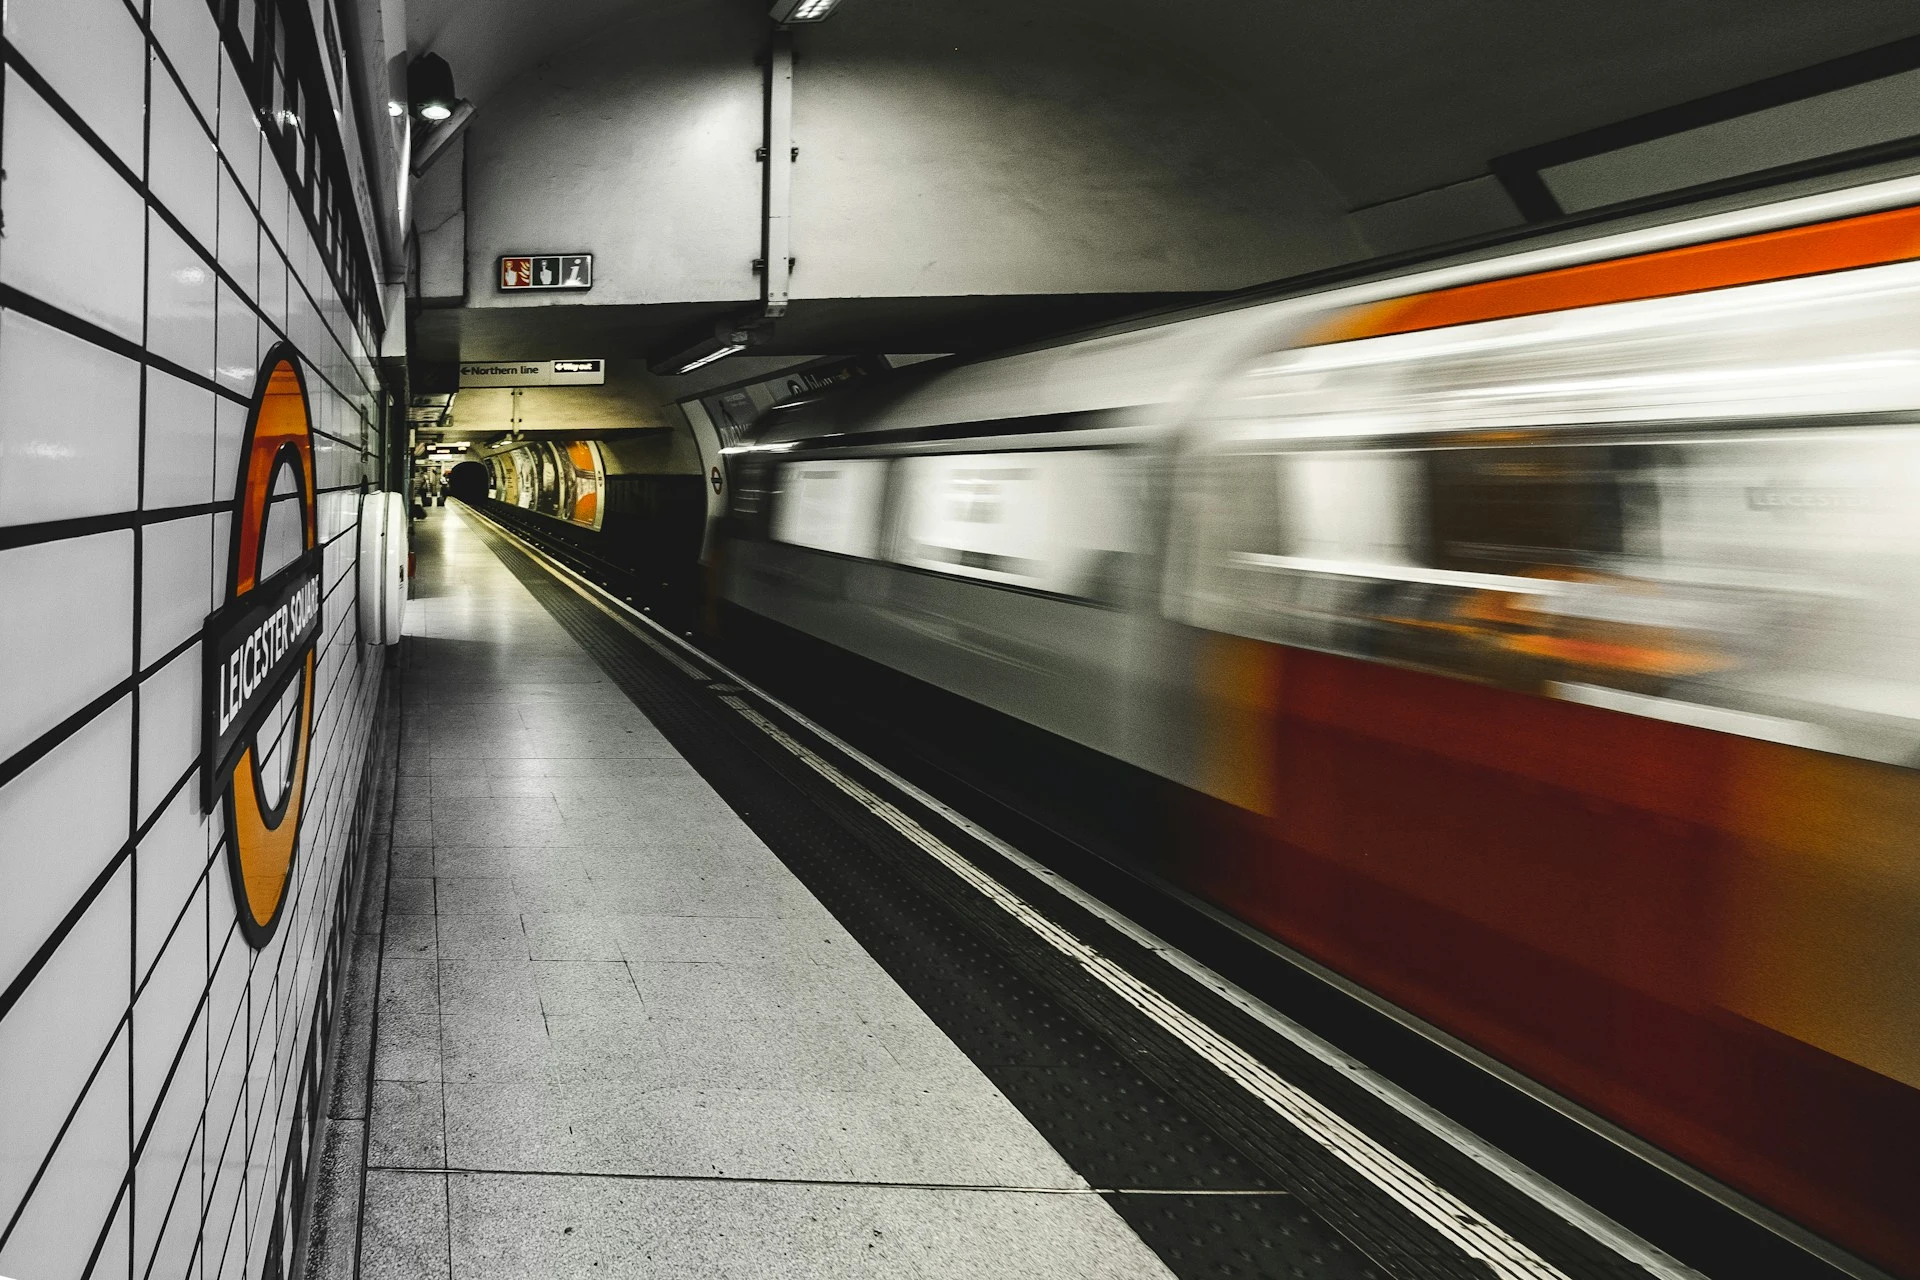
[0,1,386,1277]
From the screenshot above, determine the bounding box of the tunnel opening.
[447,460,489,503]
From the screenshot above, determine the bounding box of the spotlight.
[407,54,456,123]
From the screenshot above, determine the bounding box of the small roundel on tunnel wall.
[201,345,322,947]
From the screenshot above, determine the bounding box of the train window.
[771,459,889,559]
[891,450,1139,601]
[1425,446,1644,575]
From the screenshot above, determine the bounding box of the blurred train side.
[719,181,1920,1275]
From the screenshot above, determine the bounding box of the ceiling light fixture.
[676,341,748,374]
[407,53,457,122]
[769,0,842,22]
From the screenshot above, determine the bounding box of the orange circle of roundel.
[222,348,319,945]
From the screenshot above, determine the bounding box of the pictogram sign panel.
[499,254,592,291]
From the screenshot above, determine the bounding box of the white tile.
[135,878,209,1129]
[210,510,236,602]
[219,58,261,202]
[218,165,261,305]
[136,1099,203,1280]
[148,213,219,382]
[216,282,262,395]
[141,513,215,667]
[94,1183,133,1280]
[0,1032,131,1280]
[0,695,130,993]
[136,772,213,982]
[259,164,292,269]
[0,531,134,760]
[0,68,145,342]
[138,642,201,824]
[0,0,146,171]
[202,1090,246,1280]
[149,53,220,254]
[214,1169,249,1280]
[214,398,248,506]
[144,367,220,511]
[0,863,131,1223]
[0,307,140,526]
[259,246,290,335]
[150,0,222,124]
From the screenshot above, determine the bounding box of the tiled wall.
[0,0,386,1277]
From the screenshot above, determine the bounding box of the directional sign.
[499,254,592,291]
[459,359,606,387]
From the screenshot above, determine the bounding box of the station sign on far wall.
[499,253,592,291]
[459,359,606,387]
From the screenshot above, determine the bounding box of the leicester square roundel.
[201,344,323,947]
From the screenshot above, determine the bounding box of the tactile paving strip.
[468,518,1659,1280]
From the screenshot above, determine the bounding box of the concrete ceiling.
[401,0,1920,434]
[410,0,1918,210]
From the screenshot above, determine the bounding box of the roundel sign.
[201,345,322,946]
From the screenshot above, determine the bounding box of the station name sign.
[499,254,592,291]
[458,359,606,388]
[202,550,322,805]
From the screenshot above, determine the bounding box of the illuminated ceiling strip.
[1313,202,1920,345]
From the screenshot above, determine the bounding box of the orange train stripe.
[1311,202,1920,346]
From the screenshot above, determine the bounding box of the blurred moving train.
[712,179,1920,1275]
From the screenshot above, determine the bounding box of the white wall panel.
[141,514,217,667]
[1,0,147,170]
[0,867,131,1223]
[151,0,223,122]
[0,696,131,990]
[135,779,214,982]
[0,307,141,525]
[0,531,135,758]
[0,69,146,341]
[148,212,220,382]
[150,58,221,253]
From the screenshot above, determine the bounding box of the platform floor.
[331,507,1172,1279]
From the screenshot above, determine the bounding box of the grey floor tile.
[374,1015,443,1083]
[436,959,543,1016]
[436,914,531,961]
[378,958,441,1018]
[369,1080,446,1169]
[388,846,435,878]
[430,797,568,846]
[361,1170,449,1280]
[447,1175,1173,1280]
[387,877,436,916]
[642,1016,906,1092]
[509,874,599,913]
[630,960,922,1025]
[609,914,876,969]
[433,845,588,879]
[441,1011,559,1085]
[383,914,438,959]
[433,875,518,915]
[532,961,642,1018]
[441,1079,861,1180]
[523,912,626,961]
